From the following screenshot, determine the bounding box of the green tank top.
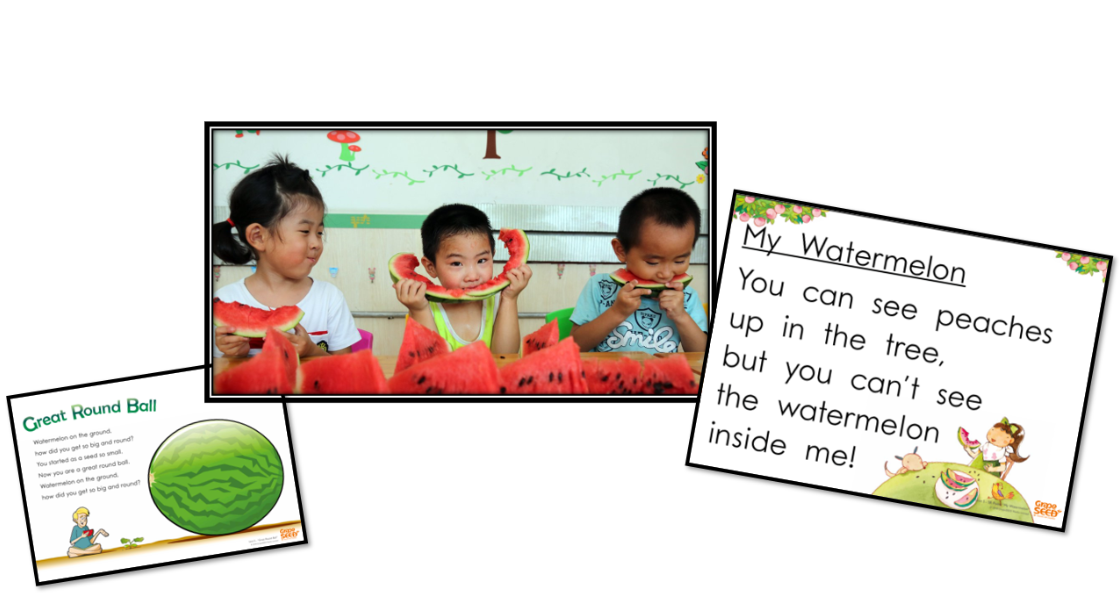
[428,294,498,350]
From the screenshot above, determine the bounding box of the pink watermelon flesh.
[522,319,559,356]
[584,357,643,395]
[954,488,979,507]
[950,470,975,484]
[396,317,451,374]
[958,427,981,448]
[387,228,529,302]
[608,269,693,293]
[499,337,588,394]
[213,299,304,337]
[388,341,500,394]
[215,328,297,395]
[640,355,698,395]
[298,350,388,394]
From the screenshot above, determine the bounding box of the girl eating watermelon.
[962,417,1029,480]
[213,155,360,358]
[393,204,531,354]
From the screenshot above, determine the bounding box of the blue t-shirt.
[71,525,92,549]
[571,274,708,353]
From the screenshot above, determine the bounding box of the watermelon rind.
[149,420,284,536]
[954,488,979,509]
[213,301,304,338]
[608,268,694,294]
[388,229,529,303]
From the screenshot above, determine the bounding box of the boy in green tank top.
[393,204,532,353]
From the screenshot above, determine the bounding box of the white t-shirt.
[213,278,361,357]
[981,442,1011,462]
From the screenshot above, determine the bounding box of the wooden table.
[215,351,705,392]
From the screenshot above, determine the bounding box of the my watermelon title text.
[22,399,157,432]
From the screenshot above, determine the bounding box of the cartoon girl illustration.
[68,507,109,558]
[962,417,1029,480]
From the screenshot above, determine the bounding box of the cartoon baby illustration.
[68,507,109,558]
[962,417,1029,480]
[597,278,618,305]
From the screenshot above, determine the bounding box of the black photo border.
[685,188,1112,532]
[7,364,309,585]
[205,122,717,403]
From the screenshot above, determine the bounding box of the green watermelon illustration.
[149,420,284,536]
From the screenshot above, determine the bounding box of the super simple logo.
[1034,500,1062,519]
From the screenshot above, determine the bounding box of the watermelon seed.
[409,351,416,357]
[615,373,621,380]
[500,387,506,393]
[518,378,526,387]
[527,376,534,384]
[550,372,554,382]
[558,372,563,382]
[417,375,426,384]
[653,382,665,394]
[600,375,609,382]
[314,380,320,390]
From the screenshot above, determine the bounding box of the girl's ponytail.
[995,420,1030,463]
[213,219,253,265]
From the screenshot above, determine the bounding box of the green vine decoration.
[541,167,591,181]
[592,169,643,187]
[213,160,260,174]
[734,194,828,226]
[423,164,475,179]
[647,173,695,190]
[1055,251,1108,282]
[372,169,425,185]
[316,163,370,177]
[481,165,533,180]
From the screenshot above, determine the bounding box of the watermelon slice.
[940,470,966,491]
[388,341,501,394]
[954,487,979,509]
[214,328,298,395]
[609,269,693,295]
[584,357,643,395]
[522,319,559,356]
[499,337,589,394]
[388,228,530,303]
[213,299,304,338]
[948,470,975,485]
[640,355,699,395]
[395,317,451,374]
[957,427,981,449]
[297,350,388,395]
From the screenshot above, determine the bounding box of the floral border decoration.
[734,194,828,226]
[1056,252,1108,282]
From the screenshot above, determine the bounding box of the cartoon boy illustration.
[68,507,109,558]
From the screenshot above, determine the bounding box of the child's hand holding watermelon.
[658,280,688,322]
[215,327,251,357]
[501,264,533,300]
[283,324,328,359]
[611,280,653,317]
[394,278,430,313]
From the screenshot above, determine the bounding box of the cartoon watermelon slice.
[958,427,981,449]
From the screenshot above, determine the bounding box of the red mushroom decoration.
[327,130,361,161]
[349,144,362,156]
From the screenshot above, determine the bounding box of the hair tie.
[226,218,235,228]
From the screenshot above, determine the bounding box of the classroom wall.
[213,229,710,354]
[212,129,709,214]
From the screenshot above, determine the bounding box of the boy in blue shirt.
[571,188,708,353]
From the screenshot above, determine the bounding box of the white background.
[691,208,1106,528]
[3,1,1117,594]
[9,370,300,582]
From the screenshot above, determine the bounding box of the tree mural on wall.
[484,130,512,159]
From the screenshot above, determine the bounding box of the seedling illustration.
[120,536,145,550]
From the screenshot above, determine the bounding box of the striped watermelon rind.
[609,269,693,295]
[149,420,284,536]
